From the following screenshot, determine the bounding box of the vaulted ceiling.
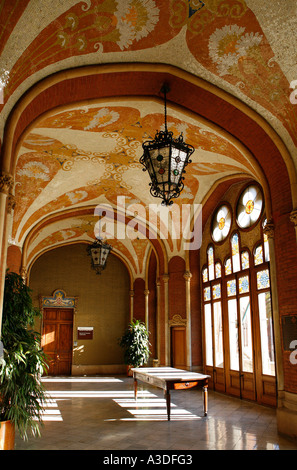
[1,0,296,280]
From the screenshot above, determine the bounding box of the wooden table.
[131,367,210,421]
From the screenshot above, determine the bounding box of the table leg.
[203,384,208,416]
[134,378,138,401]
[164,388,171,421]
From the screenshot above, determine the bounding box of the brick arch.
[2,64,297,356]
[21,205,168,287]
[2,63,295,214]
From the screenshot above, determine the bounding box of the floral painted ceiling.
[1,0,297,279]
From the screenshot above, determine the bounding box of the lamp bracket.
[160,83,170,95]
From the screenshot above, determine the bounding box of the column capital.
[183,270,192,281]
[129,289,134,297]
[263,218,275,238]
[290,209,297,227]
[20,267,27,283]
[161,273,170,283]
[144,289,150,296]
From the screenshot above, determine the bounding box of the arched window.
[231,232,240,272]
[236,184,263,229]
[215,261,222,279]
[211,204,232,242]
[207,245,215,281]
[202,191,275,406]
[241,250,250,270]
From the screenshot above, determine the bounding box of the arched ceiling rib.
[1,0,297,276]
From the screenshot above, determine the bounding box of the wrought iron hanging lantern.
[140,84,195,206]
[87,237,112,275]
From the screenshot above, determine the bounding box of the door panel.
[42,308,73,376]
[171,327,186,369]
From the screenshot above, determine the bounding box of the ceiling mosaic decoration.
[1,0,296,278]
[13,102,254,265]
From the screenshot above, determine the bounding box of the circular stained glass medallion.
[236,185,263,228]
[212,204,231,242]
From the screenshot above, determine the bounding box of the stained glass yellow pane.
[231,233,239,256]
[231,233,240,272]
[225,258,232,275]
[241,251,249,270]
[257,270,270,290]
[202,267,208,283]
[254,245,263,265]
[215,262,222,279]
[208,246,214,264]
[208,246,215,281]
[204,287,211,301]
[227,279,236,297]
[212,284,221,299]
[239,275,249,294]
[264,233,270,262]
[212,205,231,242]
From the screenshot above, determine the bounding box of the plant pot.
[0,420,15,450]
[127,365,133,377]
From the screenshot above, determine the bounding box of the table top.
[131,366,210,382]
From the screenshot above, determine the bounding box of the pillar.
[0,172,14,334]
[183,270,192,369]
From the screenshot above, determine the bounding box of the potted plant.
[0,271,48,450]
[119,319,150,375]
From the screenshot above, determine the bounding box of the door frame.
[40,289,78,376]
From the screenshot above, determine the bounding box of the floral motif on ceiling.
[26,213,150,277]
[13,105,253,246]
[1,0,296,147]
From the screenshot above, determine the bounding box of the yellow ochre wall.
[29,243,130,375]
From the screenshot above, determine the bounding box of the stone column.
[0,172,14,333]
[144,289,149,332]
[129,289,134,322]
[183,270,192,369]
[156,278,161,365]
[161,273,170,366]
[263,218,283,388]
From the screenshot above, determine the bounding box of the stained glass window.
[231,232,240,272]
[212,204,232,242]
[236,185,263,228]
[207,245,215,281]
[212,283,221,300]
[225,257,232,275]
[204,287,211,301]
[202,186,275,399]
[228,298,239,371]
[215,262,222,279]
[254,245,263,265]
[239,275,249,294]
[227,278,236,297]
[264,232,270,262]
[257,269,270,290]
[202,267,208,283]
[213,302,224,368]
[204,304,213,366]
[241,251,249,270]
[239,296,253,372]
[258,292,275,376]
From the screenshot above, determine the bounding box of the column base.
[277,391,297,440]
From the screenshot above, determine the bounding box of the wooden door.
[171,327,186,369]
[42,308,73,375]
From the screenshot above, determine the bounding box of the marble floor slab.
[14,375,297,451]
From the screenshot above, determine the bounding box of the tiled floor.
[14,376,297,451]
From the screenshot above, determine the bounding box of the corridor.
[14,376,297,451]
